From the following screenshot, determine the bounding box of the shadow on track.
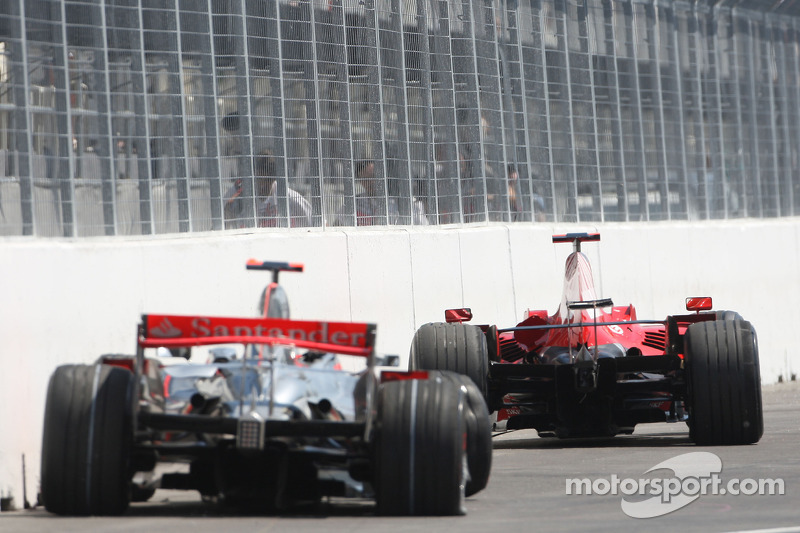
[492,431,694,450]
[122,496,379,518]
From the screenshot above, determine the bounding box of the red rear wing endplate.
[140,314,376,357]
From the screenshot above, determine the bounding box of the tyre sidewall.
[41,364,133,515]
[410,322,489,398]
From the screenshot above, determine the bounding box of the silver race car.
[40,261,491,516]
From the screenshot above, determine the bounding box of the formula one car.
[410,232,763,446]
[40,262,490,517]
[247,259,304,320]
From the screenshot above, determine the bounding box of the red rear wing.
[140,314,376,357]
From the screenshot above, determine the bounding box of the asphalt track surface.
[3,382,799,533]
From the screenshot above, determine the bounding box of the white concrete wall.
[2,219,798,508]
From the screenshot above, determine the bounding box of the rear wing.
[553,232,600,253]
[245,259,304,273]
[139,314,376,358]
[246,260,304,283]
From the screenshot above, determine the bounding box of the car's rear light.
[381,370,429,382]
[237,415,265,450]
[686,297,712,312]
[445,308,473,323]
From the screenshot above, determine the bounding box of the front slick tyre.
[685,320,763,445]
[41,364,134,515]
[374,378,466,516]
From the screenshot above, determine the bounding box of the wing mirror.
[685,297,712,312]
[445,308,473,323]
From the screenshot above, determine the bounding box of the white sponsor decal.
[148,316,368,348]
[187,317,366,347]
[149,317,181,338]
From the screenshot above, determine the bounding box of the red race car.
[410,232,763,445]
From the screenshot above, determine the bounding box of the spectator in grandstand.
[223,152,313,228]
[411,176,431,226]
[507,163,522,221]
[339,160,396,226]
[533,191,547,222]
[223,176,247,228]
[254,152,313,228]
[507,164,547,222]
[332,160,429,226]
[459,150,483,222]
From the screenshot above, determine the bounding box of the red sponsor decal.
[650,400,671,411]
[496,407,521,422]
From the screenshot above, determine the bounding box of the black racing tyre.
[41,364,134,515]
[374,378,466,516]
[684,320,763,445]
[427,371,492,496]
[715,310,745,322]
[410,322,489,399]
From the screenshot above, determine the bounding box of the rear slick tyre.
[374,378,466,516]
[427,370,491,496]
[41,364,134,515]
[715,310,744,322]
[410,322,489,399]
[684,320,763,445]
